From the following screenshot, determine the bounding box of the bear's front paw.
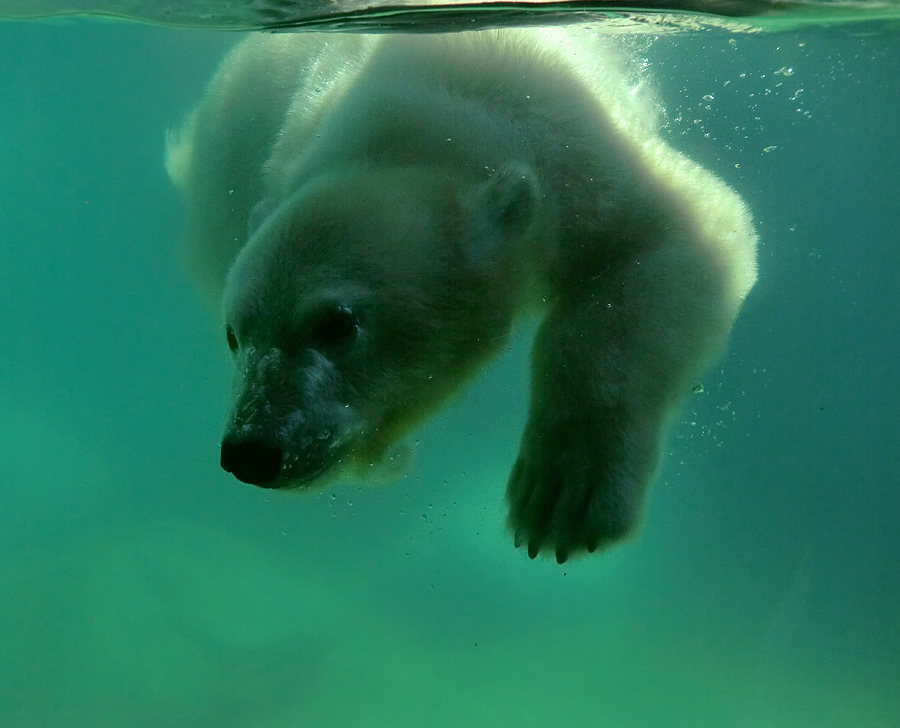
[505,418,648,563]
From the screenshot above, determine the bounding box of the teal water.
[0,18,898,728]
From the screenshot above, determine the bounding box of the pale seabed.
[0,17,898,728]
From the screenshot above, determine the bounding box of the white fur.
[168,29,757,562]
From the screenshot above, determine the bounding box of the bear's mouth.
[220,432,344,489]
[277,448,338,489]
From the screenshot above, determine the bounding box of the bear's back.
[170,30,754,311]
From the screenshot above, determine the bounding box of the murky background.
[0,18,898,728]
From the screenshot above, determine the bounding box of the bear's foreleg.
[506,240,734,563]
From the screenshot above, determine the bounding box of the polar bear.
[167,29,757,562]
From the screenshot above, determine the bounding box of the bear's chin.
[253,452,342,491]
[239,441,411,492]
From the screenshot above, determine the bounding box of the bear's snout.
[220,437,283,487]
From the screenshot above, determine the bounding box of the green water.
[0,12,898,728]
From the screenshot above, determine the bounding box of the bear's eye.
[225,324,239,353]
[312,306,358,348]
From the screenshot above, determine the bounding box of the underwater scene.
[0,3,898,726]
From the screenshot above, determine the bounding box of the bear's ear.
[476,161,540,244]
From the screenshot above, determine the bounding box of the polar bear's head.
[218,164,539,488]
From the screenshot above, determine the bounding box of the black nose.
[220,437,283,486]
